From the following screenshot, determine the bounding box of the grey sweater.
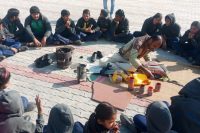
[24,14,52,40]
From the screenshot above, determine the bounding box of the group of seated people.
[1,6,200,65]
[0,6,133,60]
[134,12,200,65]
[1,67,200,133]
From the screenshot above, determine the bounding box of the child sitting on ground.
[76,9,101,41]
[97,9,112,40]
[83,102,119,133]
[24,6,54,47]
[0,19,28,60]
[179,21,200,65]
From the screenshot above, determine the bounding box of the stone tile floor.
[0,0,200,125]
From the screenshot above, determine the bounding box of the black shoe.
[97,51,103,59]
[91,52,97,63]
[120,114,137,132]
[24,102,36,112]
[74,40,83,46]
[18,46,29,52]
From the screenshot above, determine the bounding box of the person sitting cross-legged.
[2,8,26,42]
[134,13,162,37]
[55,9,82,46]
[97,9,112,40]
[162,13,181,52]
[109,9,133,44]
[0,19,28,60]
[24,6,54,47]
[179,21,200,64]
[76,9,101,42]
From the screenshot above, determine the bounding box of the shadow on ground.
[155,49,200,74]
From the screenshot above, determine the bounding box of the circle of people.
[1,5,200,133]
[1,6,200,65]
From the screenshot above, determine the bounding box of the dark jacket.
[146,101,176,133]
[141,17,162,36]
[180,30,200,47]
[24,14,52,40]
[0,90,44,133]
[46,104,74,133]
[110,17,130,37]
[162,14,181,38]
[0,28,14,51]
[2,16,24,37]
[55,17,76,36]
[97,17,112,31]
[76,17,99,33]
[170,77,200,133]
[0,26,15,40]
[84,113,110,133]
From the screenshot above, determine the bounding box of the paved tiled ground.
[0,0,200,126]
[0,44,149,124]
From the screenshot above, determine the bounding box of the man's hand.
[85,27,93,33]
[84,28,89,32]
[0,24,4,30]
[138,66,154,79]
[113,18,119,28]
[113,18,119,23]
[65,20,71,29]
[35,95,43,115]
[188,32,195,39]
[41,37,47,46]
[11,48,18,53]
[90,30,95,33]
[145,69,155,79]
[111,123,120,133]
[33,38,42,47]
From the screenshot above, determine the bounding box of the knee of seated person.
[95,31,102,36]
[133,114,146,122]
[73,122,84,133]
[75,35,81,40]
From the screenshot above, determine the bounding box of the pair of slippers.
[91,51,103,63]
